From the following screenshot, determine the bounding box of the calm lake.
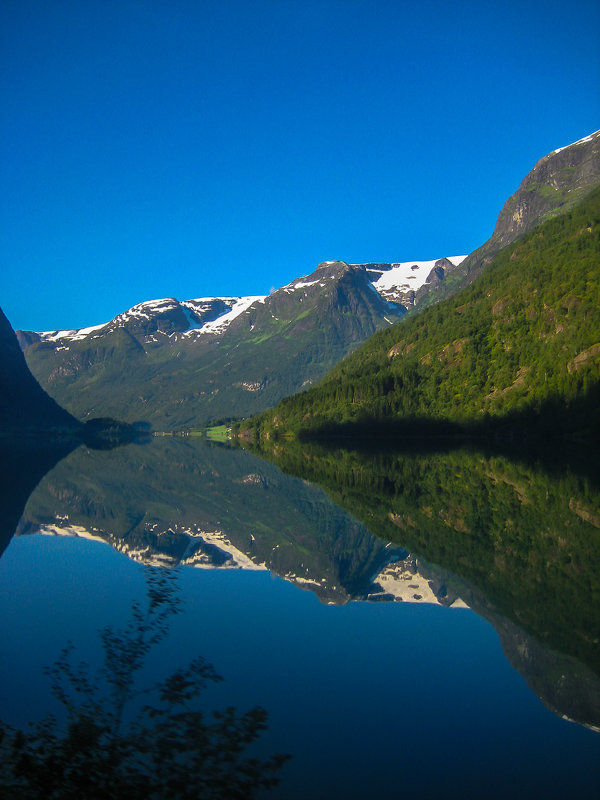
[0,436,598,798]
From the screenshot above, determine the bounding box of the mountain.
[17,131,597,434]
[18,256,463,431]
[0,306,80,432]
[0,307,81,554]
[16,433,600,729]
[415,129,600,309]
[238,185,600,441]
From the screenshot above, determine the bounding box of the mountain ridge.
[18,255,467,346]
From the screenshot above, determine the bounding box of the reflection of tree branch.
[0,568,289,798]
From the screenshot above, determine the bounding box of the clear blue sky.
[1,0,599,332]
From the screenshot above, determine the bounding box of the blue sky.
[1,0,599,332]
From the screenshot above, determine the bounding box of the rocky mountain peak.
[492,129,600,248]
[412,129,600,310]
[315,260,351,272]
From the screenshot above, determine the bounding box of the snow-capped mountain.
[17,255,465,430]
[24,516,467,608]
[23,295,265,347]
[21,255,465,350]
[16,434,416,606]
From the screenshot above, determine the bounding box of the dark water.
[0,437,598,798]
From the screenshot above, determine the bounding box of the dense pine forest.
[237,188,600,441]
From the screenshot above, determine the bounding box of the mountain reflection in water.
[0,437,78,559]
[1,436,599,797]
[18,437,411,605]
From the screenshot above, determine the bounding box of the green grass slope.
[239,188,600,440]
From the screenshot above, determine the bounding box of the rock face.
[414,129,600,309]
[492,130,600,248]
[0,306,79,431]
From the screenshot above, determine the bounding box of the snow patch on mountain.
[291,279,320,290]
[371,559,469,607]
[370,256,467,299]
[182,296,264,337]
[41,321,109,343]
[553,129,600,155]
[179,527,267,570]
[179,304,205,330]
[36,522,110,544]
[116,298,180,323]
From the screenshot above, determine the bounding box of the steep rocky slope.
[416,129,600,308]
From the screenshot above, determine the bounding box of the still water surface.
[0,437,598,798]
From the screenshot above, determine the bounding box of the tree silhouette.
[0,569,289,798]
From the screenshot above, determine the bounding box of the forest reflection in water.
[0,435,599,797]
[246,436,600,727]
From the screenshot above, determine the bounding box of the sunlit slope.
[240,188,600,439]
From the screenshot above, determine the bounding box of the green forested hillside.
[239,188,600,440]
